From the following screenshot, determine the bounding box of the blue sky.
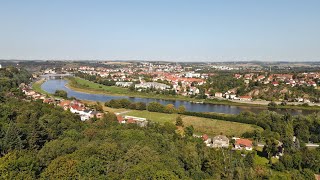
[0,0,319,61]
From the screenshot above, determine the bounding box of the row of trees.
[105,99,147,110]
[105,99,187,114]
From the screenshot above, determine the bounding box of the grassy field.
[123,110,262,137]
[32,79,50,95]
[67,77,130,95]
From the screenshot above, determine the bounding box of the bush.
[147,102,165,113]
[268,101,277,108]
[54,90,68,99]
[135,102,146,110]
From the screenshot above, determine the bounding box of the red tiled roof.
[59,100,71,107]
[127,118,136,124]
[202,134,209,141]
[117,116,123,123]
[235,139,252,147]
[71,105,84,111]
[240,96,252,99]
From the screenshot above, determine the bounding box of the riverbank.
[31,78,49,95]
[66,77,320,111]
[66,77,267,107]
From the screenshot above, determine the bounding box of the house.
[308,81,317,87]
[234,74,242,79]
[135,82,170,90]
[90,111,104,119]
[244,73,254,80]
[126,118,136,124]
[256,75,265,81]
[124,116,148,127]
[43,98,55,104]
[189,87,200,95]
[117,115,125,124]
[229,94,237,100]
[215,92,223,98]
[78,110,103,121]
[59,100,71,110]
[272,81,279,87]
[70,104,85,114]
[202,134,212,147]
[115,82,133,87]
[211,135,229,148]
[234,138,253,151]
[239,96,252,101]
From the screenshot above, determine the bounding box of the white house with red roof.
[233,138,253,151]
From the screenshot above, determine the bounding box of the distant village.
[48,62,320,103]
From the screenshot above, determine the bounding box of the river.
[41,79,317,115]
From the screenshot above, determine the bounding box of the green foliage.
[268,101,277,108]
[185,125,194,136]
[147,102,165,112]
[54,90,68,98]
[175,116,183,127]
[105,99,147,110]
[0,67,31,92]
[206,75,245,93]
[177,105,186,114]
[2,123,23,153]
[0,150,39,179]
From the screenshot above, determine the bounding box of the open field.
[67,77,130,94]
[123,110,262,137]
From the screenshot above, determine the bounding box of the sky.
[0,0,320,62]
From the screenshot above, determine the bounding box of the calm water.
[41,79,317,115]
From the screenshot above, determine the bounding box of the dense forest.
[0,67,319,179]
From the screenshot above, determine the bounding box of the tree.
[301,168,316,180]
[3,123,23,153]
[106,99,122,108]
[185,126,194,137]
[94,102,103,112]
[103,112,117,122]
[41,156,79,179]
[135,102,146,110]
[175,116,184,127]
[294,123,310,143]
[0,151,39,179]
[268,101,277,108]
[164,104,176,114]
[177,105,186,114]
[129,84,135,91]
[263,138,278,164]
[147,102,164,112]
[54,90,68,99]
[244,152,255,167]
[28,120,48,150]
[119,99,131,108]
